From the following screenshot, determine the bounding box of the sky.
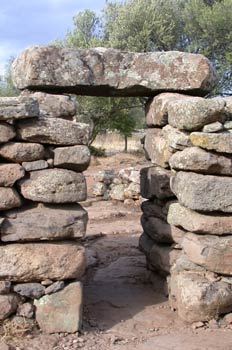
[0,0,109,76]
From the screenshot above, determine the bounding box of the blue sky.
[0,0,110,75]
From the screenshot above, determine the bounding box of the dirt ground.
[2,153,232,350]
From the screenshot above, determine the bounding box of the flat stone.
[0,142,45,162]
[140,166,174,200]
[0,164,25,187]
[168,202,232,235]
[0,294,19,320]
[145,93,190,127]
[190,132,232,153]
[202,121,223,133]
[13,283,45,299]
[162,124,191,151]
[173,271,232,322]
[22,160,48,172]
[11,46,217,96]
[182,232,232,275]
[141,214,185,244]
[45,281,65,295]
[169,146,232,175]
[21,91,77,118]
[0,188,22,211]
[19,169,87,203]
[171,171,232,212]
[17,117,90,145]
[54,145,90,171]
[17,302,34,318]
[35,282,83,333]
[144,128,172,168]
[0,122,16,143]
[0,281,11,294]
[0,96,39,121]
[0,242,86,282]
[1,204,88,242]
[168,97,226,131]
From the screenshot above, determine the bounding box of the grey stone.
[54,145,90,171]
[17,117,90,145]
[144,128,172,168]
[94,170,115,185]
[0,142,45,163]
[0,294,19,320]
[0,242,86,282]
[0,281,11,294]
[109,184,126,201]
[168,97,226,131]
[0,96,39,121]
[168,202,232,235]
[0,164,25,187]
[19,169,87,203]
[17,302,35,318]
[35,282,83,333]
[224,120,232,129]
[0,122,16,143]
[124,182,140,199]
[202,121,223,133]
[45,281,65,295]
[13,283,45,299]
[0,188,22,211]
[141,199,167,221]
[140,166,174,200]
[169,146,232,175]
[190,132,232,153]
[11,46,217,96]
[22,160,48,172]
[171,171,232,212]
[162,124,191,151]
[92,182,107,197]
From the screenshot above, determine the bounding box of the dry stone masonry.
[1,44,231,330]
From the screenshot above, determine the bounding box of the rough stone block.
[0,188,22,211]
[54,145,90,172]
[0,164,25,187]
[162,124,191,151]
[13,283,45,299]
[141,199,167,221]
[0,96,39,121]
[0,294,19,320]
[0,122,16,143]
[144,128,172,168]
[22,160,48,172]
[190,132,232,153]
[0,142,45,163]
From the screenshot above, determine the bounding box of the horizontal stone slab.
[0,164,25,187]
[162,125,191,151]
[169,146,232,175]
[0,242,86,282]
[17,117,90,145]
[190,132,232,153]
[0,188,23,210]
[182,232,232,275]
[168,97,226,131]
[171,171,232,212]
[1,203,88,242]
[140,166,174,200]
[0,142,45,163]
[11,46,217,96]
[168,203,232,235]
[19,169,87,203]
[54,145,90,172]
[22,160,48,172]
[0,122,16,143]
[144,129,172,168]
[0,96,39,121]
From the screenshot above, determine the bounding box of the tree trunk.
[124,135,128,153]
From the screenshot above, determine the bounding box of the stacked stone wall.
[0,93,91,332]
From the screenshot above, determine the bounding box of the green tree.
[0,57,19,97]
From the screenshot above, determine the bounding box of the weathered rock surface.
[190,132,232,153]
[0,164,25,187]
[21,91,77,118]
[0,96,39,121]
[169,146,232,175]
[173,272,232,322]
[54,145,90,171]
[92,182,107,197]
[182,232,232,275]
[140,166,174,199]
[0,294,19,320]
[17,302,35,318]
[224,96,232,114]
[162,124,191,151]
[171,171,232,212]
[11,46,217,96]
[109,184,127,201]
[168,202,232,235]
[13,283,45,299]
[0,142,45,162]
[124,182,140,199]
[45,281,65,295]
[168,97,226,131]
[17,117,90,145]
[145,93,189,127]
[144,128,172,168]
[0,242,86,282]
[141,199,168,221]
[0,281,11,294]
[1,204,88,242]
[202,121,223,133]
[35,282,83,333]
[0,188,22,210]
[22,160,48,172]
[141,214,185,244]
[19,169,87,203]
[0,122,16,143]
